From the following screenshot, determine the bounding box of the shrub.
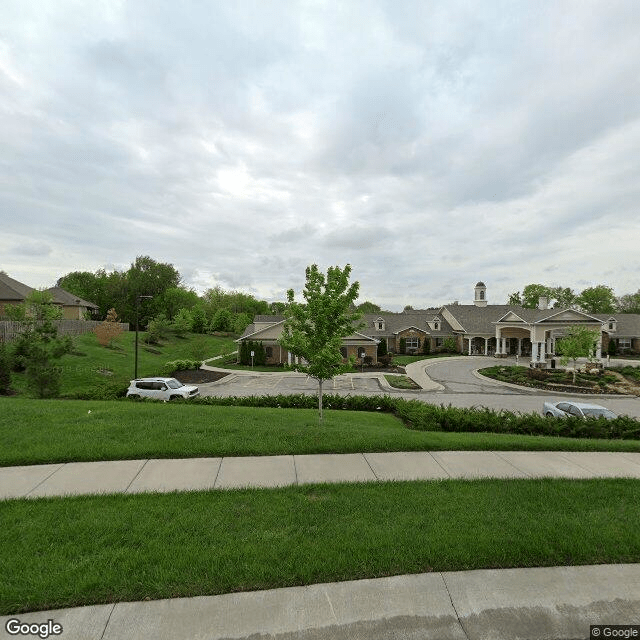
[161,359,202,375]
[607,340,617,356]
[443,337,457,353]
[0,342,12,393]
[399,338,406,355]
[422,339,431,355]
[377,338,388,357]
[189,394,640,441]
[145,313,172,345]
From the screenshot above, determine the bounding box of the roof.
[594,313,640,337]
[442,304,515,334]
[45,286,98,309]
[362,310,454,337]
[0,272,34,301]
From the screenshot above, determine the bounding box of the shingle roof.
[594,313,640,337]
[0,272,34,301]
[45,287,98,308]
[442,304,515,334]
[362,310,454,337]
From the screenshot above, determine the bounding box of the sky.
[1,1,639,311]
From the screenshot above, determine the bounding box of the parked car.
[126,377,199,401]
[543,401,617,419]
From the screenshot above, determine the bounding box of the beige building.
[246,282,640,367]
[0,272,99,320]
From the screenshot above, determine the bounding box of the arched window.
[479,290,485,300]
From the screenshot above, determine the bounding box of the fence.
[0,320,130,343]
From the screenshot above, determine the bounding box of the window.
[479,290,485,300]
[265,346,273,358]
[340,346,347,359]
[358,347,366,358]
[375,318,385,331]
[435,337,443,347]
[434,322,439,330]
[618,338,631,350]
[406,337,419,350]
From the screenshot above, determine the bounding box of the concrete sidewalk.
[2,451,640,499]
[2,564,639,639]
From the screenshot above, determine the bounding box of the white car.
[543,401,617,419]
[126,377,199,401]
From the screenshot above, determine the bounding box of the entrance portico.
[494,309,604,367]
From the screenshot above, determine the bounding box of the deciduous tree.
[556,326,600,384]
[576,285,616,314]
[280,264,362,421]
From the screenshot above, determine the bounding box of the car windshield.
[166,379,183,389]
[581,408,616,418]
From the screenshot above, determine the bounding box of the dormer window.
[607,318,617,332]
[429,316,440,331]
[375,318,385,331]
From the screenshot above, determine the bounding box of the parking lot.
[198,358,640,418]
[199,371,386,397]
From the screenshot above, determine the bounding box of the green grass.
[2,478,638,614]
[8,331,237,398]
[2,399,640,467]
[384,374,420,389]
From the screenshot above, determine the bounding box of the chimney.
[538,296,549,310]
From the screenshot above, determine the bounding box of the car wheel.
[169,395,180,401]
[545,412,554,417]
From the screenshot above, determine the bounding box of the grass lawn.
[2,399,640,467]
[2,478,638,614]
[8,331,237,398]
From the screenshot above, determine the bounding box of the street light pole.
[134,295,153,379]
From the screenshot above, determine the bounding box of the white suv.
[126,377,200,401]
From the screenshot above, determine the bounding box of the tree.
[6,291,73,398]
[617,290,640,314]
[507,292,522,306]
[521,284,552,308]
[356,301,382,314]
[94,308,124,347]
[550,287,576,309]
[556,326,600,384]
[377,337,388,357]
[576,285,616,314]
[279,264,362,421]
[172,308,193,338]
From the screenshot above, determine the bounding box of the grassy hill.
[7,330,237,398]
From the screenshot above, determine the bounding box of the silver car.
[543,401,617,419]
[126,377,199,401]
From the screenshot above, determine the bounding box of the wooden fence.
[0,320,130,343]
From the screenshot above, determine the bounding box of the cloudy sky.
[1,1,639,310]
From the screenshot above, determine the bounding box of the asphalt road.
[199,357,640,418]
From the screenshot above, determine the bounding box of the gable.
[497,311,527,323]
[539,310,601,323]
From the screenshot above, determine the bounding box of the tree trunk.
[318,379,323,422]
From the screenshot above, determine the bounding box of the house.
[0,272,34,317]
[0,272,99,320]
[45,286,99,320]
[237,316,380,365]
[244,282,640,367]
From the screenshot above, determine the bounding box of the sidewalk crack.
[99,603,117,640]
[124,459,150,493]
[439,573,471,640]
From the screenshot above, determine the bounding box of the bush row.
[161,359,203,375]
[189,394,640,441]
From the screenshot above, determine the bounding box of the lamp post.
[134,295,153,379]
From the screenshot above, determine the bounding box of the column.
[495,330,502,355]
[501,338,507,355]
[539,342,546,363]
[484,338,489,355]
[531,341,538,363]
[468,337,473,355]
[596,336,602,359]
[517,338,522,356]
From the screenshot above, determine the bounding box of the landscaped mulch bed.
[173,369,231,384]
